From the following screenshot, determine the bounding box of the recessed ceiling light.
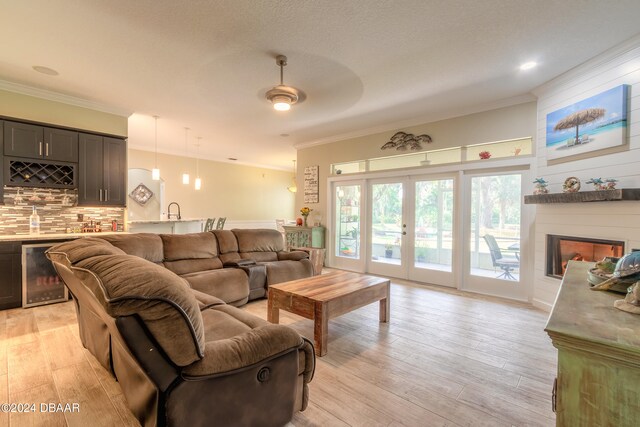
[32,65,59,76]
[228,157,237,161]
[519,61,537,71]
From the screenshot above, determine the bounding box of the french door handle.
[403,224,407,228]
[402,231,407,235]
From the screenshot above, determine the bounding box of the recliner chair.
[47,238,314,427]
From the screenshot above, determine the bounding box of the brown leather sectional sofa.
[46,229,315,427]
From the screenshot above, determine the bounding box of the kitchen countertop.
[127,218,205,224]
[0,231,128,242]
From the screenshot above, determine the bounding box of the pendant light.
[194,137,202,190]
[152,115,160,180]
[287,160,297,193]
[182,127,190,185]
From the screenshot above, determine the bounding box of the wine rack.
[5,157,76,189]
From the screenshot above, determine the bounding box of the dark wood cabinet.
[78,133,126,206]
[44,127,78,162]
[103,137,126,206]
[0,120,4,204]
[3,121,78,162]
[0,242,22,310]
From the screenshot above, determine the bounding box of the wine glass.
[14,189,23,206]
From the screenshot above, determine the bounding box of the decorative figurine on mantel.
[586,178,606,191]
[614,281,640,314]
[562,176,581,193]
[533,178,549,195]
[605,178,618,189]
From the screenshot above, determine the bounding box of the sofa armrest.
[277,251,309,261]
[191,289,226,310]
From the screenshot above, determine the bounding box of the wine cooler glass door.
[22,243,68,308]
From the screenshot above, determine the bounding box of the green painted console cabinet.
[546,260,640,426]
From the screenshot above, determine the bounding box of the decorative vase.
[303,216,308,227]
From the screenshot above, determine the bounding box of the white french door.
[366,176,457,288]
[367,179,407,278]
[329,166,531,300]
[331,180,366,272]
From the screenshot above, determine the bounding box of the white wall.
[531,35,640,310]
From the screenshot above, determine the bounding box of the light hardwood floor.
[0,277,557,426]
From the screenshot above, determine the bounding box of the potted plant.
[384,242,393,258]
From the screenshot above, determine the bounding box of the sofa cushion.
[240,251,278,262]
[100,233,164,263]
[233,229,285,253]
[213,230,238,254]
[161,232,218,261]
[264,260,315,286]
[181,268,250,307]
[73,252,205,367]
[183,304,302,377]
[164,258,223,275]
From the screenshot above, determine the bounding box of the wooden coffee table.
[267,271,390,356]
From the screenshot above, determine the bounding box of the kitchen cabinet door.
[3,121,43,158]
[102,137,126,206]
[43,127,78,162]
[0,242,22,310]
[78,133,104,205]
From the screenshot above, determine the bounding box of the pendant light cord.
[153,115,159,167]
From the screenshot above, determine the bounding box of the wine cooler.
[22,243,68,308]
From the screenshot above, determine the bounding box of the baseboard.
[532,298,553,312]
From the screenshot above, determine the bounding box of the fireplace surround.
[546,234,624,279]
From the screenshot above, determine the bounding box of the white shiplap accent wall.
[531,35,640,310]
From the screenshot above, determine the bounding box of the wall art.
[545,85,629,160]
[381,131,432,151]
[303,165,319,204]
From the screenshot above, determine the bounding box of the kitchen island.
[127,218,205,234]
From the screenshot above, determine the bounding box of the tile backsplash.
[0,187,125,235]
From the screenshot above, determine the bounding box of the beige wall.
[128,149,295,221]
[0,89,128,136]
[296,101,537,217]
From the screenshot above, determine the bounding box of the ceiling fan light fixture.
[266,55,302,111]
[273,97,292,111]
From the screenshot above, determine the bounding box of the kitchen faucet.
[167,202,181,220]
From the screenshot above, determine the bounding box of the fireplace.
[546,234,624,279]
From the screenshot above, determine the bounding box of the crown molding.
[293,93,536,150]
[0,79,133,117]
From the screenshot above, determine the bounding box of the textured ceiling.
[2,0,640,170]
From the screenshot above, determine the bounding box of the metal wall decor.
[129,183,154,205]
[381,131,432,151]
